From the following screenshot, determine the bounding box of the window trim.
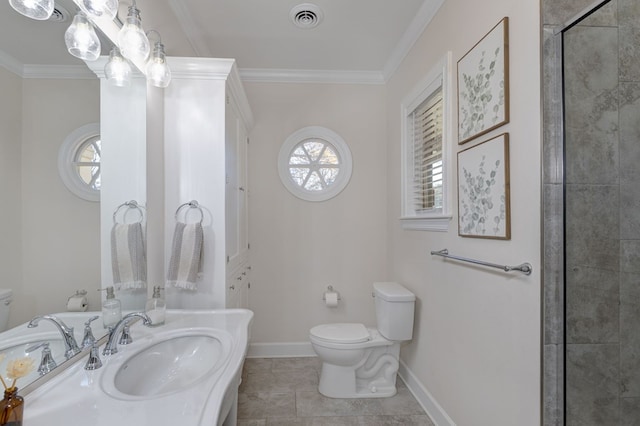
[58,123,101,202]
[400,53,453,231]
[277,126,353,202]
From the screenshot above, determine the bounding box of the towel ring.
[113,200,144,224]
[175,200,204,224]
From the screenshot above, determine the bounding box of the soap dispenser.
[102,286,122,329]
[145,286,166,326]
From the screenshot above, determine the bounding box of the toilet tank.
[373,282,415,341]
[0,289,12,332]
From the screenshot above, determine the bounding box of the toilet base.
[317,344,401,399]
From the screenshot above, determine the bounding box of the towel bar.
[430,249,532,276]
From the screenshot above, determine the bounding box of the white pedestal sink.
[104,329,231,399]
[22,309,253,426]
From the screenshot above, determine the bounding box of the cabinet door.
[238,123,249,258]
[225,105,240,265]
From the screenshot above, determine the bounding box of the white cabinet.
[158,58,254,310]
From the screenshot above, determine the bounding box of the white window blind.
[409,88,443,213]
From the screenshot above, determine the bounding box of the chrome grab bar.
[430,249,532,276]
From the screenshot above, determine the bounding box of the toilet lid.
[310,323,370,343]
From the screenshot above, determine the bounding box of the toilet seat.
[310,323,370,344]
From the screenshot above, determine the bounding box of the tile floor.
[237,357,435,426]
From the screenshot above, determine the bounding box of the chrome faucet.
[103,312,152,356]
[27,315,81,359]
[26,342,57,375]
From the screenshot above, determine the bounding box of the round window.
[278,126,352,202]
[58,123,101,202]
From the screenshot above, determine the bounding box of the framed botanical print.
[457,17,509,144]
[457,133,510,239]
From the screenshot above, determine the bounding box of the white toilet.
[309,282,415,398]
[0,289,13,332]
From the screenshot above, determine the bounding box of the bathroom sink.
[110,332,230,398]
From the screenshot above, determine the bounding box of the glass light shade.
[80,0,118,20]
[65,13,101,61]
[104,47,132,87]
[117,5,150,62]
[8,0,54,20]
[146,42,171,88]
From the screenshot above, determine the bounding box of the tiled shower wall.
[543,0,640,424]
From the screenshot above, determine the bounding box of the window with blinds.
[409,90,443,213]
[400,53,451,231]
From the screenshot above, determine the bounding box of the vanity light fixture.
[8,0,54,20]
[79,0,118,20]
[117,0,150,62]
[104,46,132,87]
[65,12,101,61]
[146,31,171,88]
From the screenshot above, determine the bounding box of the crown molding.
[239,68,385,85]
[0,50,24,76]
[382,0,446,81]
[0,49,96,79]
[22,64,96,79]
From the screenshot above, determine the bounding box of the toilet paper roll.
[67,295,88,312]
[324,291,339,308]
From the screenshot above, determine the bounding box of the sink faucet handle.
[119,323,133,345]
[81,316,100,349]
[84,342,103,371]
[26,342,57,376]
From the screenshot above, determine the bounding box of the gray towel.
[111,223,147,289]
[167,222,203,290]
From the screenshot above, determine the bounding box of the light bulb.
[65,13,101,61]
[8,0,54,20]
[146,41,171,88]
[80,0,118,20]
[105,47,132,87]
[117,5,149,62]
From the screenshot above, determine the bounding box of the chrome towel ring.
[175,200,204,224]
[113,200,144,224]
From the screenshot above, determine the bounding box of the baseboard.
[398,359,457,426]
[247,341,316,358]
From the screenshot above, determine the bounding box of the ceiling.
[0,0,441,80]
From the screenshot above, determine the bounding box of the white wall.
[15,78,101,326]
[246,82,389,344]
[0,67,23,326]
[386,0,541,425]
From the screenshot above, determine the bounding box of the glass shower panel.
[563,0,640,424]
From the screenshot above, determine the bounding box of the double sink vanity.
[0,309,253,425]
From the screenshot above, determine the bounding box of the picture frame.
[457,133,510,239]
[457,17,509,144]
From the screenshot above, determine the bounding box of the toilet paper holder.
[322,285,341,301]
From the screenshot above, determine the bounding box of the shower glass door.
[563,0,640,424]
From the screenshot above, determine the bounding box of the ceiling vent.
[290,3,323,29]
[48,3,71,22]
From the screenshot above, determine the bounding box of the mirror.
[0,0,146,388]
